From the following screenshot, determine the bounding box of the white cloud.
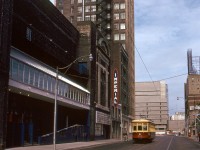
[135,0,200,115]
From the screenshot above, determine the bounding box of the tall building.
[1,0,95,148]
[135,81,168,135]
[185,50,200,137]
[55,0,135,138]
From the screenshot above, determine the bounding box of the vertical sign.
[113,69,118,105]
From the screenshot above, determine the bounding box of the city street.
[83,135,200,150]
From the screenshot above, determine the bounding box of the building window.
[107,23,110,29]
[91,5,96,12]
[77,16,82,21]
[114,23,119,30]
[70,16,74,23]
[107,4,111,9]
[70,0,74,4]
[91,0,96,2]
[114,3,119,9]
[85,15,90,21]
[85,6,90,12]
[71,7,74,13]
[91,15,96,21]
[114,13,119,20]
[107,13,110,19]
[120,12,125,19]
[120,3,125,9]
[120,33,125,40]
[120,23,126,29]
[78,7,82,13]
[26,27,32,41]
[114,34,119,40]
[107,34,111,40]
[85,0,90,2]
[78,0,82,3]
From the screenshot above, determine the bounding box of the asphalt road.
[83,135,200,150]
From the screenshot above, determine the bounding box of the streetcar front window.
[138,125,142,130]
[134,126,137,131]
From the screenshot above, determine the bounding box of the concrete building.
[185,50,200,138]
[170,112,185,120]
[55,0,135,138]
[168,112,185,135]
[135,81,168,135]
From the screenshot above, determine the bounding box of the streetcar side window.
[143,123,147,131]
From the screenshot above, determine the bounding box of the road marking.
[166,136,174,150]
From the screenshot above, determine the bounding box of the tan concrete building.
[135,81,168,134]
[168,112,185,135]
[55,0,135,139]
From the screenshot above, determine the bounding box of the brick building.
[55,0,135,139]
[185,50,200,137]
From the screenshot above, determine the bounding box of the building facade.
[185,50,200,138]
[185,74,200,137]
[77,21,111,140]
[55,0,135,139]
[168,112,185,135]
[1,0,95,148]
[135,81,169,135]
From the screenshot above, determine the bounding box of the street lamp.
[53,54,93,150]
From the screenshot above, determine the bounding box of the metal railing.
[38,124,89,145]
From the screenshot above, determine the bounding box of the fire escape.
[96,0,111,40]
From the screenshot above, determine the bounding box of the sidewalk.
[6,139,121,150]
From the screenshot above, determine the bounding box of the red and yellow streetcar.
[131,119,155,143]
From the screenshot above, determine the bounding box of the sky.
[49,0,200,116]
[135,0,200,116]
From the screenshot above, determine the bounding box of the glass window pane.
[47,76,52,92]
[114,13,119,20]
[120,13,125,19]
[24,65,29,84]
[85,15,90,21]
[77,16,82,21]
[91,15,96,21]
[134,126,137,131]
[120,33,125,40]
[114,34,119,40]
[29,67,35,85]
[120,3,125,9]
[78,7,82,13]
[85,6,90,12]
[114,3,119,9]
[91,5,96,12]
[120,23,125,29]
[12,59,18,80]
[34,70,39,87]
[52,78,56,93]
[39,72,44,89]
[44,74,48,90]
[18,62,24,82]
[138,125,142,131]
[114,23,119,30]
